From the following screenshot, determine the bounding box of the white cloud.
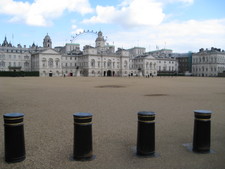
[71,25,77,29]
[0,0,93,26]
[107,19,225,52]
[71,28,84,35]
[83,0,165,27]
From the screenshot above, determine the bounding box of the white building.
[129,55,157,76]
[0,37,31,72]
[31,49,62,77]
[128,47,146,58]
[157,57,178,73]
[192,47,225,77]
[0,31,179,77]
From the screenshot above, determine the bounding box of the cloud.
[71,28,84,35]
[0,0,93,26]
[71,25,77,29]
[107,19,225,52]
[83,0,165,27]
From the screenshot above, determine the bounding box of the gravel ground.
[0,76,225,169]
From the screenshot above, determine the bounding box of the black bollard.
[193,110,213,153]
[73,112,94,160]
[137,111,156,156]
[3,113,26,163]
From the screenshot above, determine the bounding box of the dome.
[43,33,52,48]
[44,34,51,41]
[95,31,104,42]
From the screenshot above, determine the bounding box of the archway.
[107,70,112,76]
[49,71,53,77]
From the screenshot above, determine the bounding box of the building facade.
[0,37,31,72]
[0,31,181,77]
[174,52,192,75]
[192,48,225,77]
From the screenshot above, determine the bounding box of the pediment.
[40,48,59,55]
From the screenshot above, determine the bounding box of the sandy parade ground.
[0,76,225,169]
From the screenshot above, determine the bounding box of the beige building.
[0,37,31,72]
[192,48,225,77]
[1,31,180,77]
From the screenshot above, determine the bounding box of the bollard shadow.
[144,94,168,97]
[68,154,96,162]
[95,85,126,88]
[131,146,160,158]
[182,143,215,154]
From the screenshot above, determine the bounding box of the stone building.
[0,31,180,77]
[174,52,192,75]
[128,47,146,59]
[129,55,157,76]
[0,37,31,72]
[156,57,178,75]
[31,35,62,77]
[192,47,225,77]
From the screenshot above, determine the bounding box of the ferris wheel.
[70,30,99,43]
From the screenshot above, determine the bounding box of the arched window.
[108,59,112,68]
[91,59,95,68]
[42,58,47,67]
[146,62,149,69]
[55,58,60,68]
[104,61,106,68]
[203,57,205,62]
[124,60,128,69]
[24,62,29,68]
[24,55,29,60]
[0,61,5,67]
[48,58,53,68]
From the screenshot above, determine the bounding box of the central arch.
[107,70,112,76]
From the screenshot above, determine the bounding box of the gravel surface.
[0,76,225,169]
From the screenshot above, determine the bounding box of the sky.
[0,0,225,53]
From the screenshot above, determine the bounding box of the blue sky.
[0,0,225,52]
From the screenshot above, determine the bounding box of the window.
[48,58,53,68]
[24,62,29,67]
[124,60,128,68]
[42,58,47,67]
[55,59,60,68]
[91,59,95,68]
[1,61,5,67]
[24,55,29,60]
[107,60,112,68]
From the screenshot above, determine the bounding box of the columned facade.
[192,48,225,77]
